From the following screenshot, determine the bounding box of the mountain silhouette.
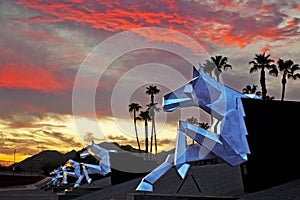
[12,150,77,174]
[11,142,173,176]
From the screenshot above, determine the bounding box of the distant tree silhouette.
[211,55,232,82]
[265,95,275,101]
[138,110,151,153]
[186,116,210,144]
[277,58,300,101]
[249,52,278,100]
[198,122,210,130]
[202,55,231,130]
[242,84,262,97]
[128,102,142,152]
[202,59,215,76]
[186,116,199,125]
[146,85,160,106]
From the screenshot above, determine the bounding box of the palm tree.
[249,52,278,100]
[128,102,142,152]
[211,55,232,82]
[138,110,151,153]
[202,60,215,77]
[198,122,210,130]
[145,85,160,154]
[210,55,232,131]
[265,95,275,101]
[186,117,210,144]
[242,84,262,97]
[186,117,210,130]
[277,58,300,101]
[186,116,199,125]
[146,85,160,106]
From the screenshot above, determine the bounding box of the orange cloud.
[293,2,300,11]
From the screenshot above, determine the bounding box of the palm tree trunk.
[150,97,154,155]
[150,122,154,154]
[281,76,287,101]
[151,95,154,105]
[145,121,148,153]
[134,116,141,152]
[260,68,267,100]
[153,118,157,154]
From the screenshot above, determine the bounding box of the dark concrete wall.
[152,163,244,197]
[241,98,300,192]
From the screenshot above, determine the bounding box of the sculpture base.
[129,163,244,199]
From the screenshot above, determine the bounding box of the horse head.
[163,66,223,118]
[163,65,260,166]
[163,65,260,119]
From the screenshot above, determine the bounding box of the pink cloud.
[0,63,71,93]
[14,0,298,50]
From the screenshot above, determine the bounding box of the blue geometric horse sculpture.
[136,65,260,192]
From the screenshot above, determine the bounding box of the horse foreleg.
[135,154,174,192]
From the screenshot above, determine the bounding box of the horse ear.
[193,65,200,78]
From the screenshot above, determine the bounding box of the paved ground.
[240,179,300,200]
[0,177,299,200]
[0,176,111,200]
[74,178,300,200]
[0,177,57,200]
[0,189,57,200]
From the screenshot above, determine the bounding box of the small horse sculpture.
[80,140,116,176]
[62,141,115,188]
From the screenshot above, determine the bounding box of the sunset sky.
[1,0,300,166]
